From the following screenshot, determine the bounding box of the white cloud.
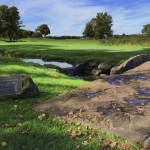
[111,4,150,34]
[1,0,150,35]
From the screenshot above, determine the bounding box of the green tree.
[83,12,113,39]
[35,24,50,37]
[95,12,113,39]
[142,24,150,36]
[83,23,94,38]
[83,18,96,39]
[0,5,22,41]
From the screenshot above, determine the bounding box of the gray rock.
[88,62,98,68]
[76,62,89,75]
[19,76,40,98]
[110,54,150,75]
[76,61,98,75]
[143,136,150,148]
[84,68,93,75]
[1,75,39,100]
[98,62,112,74]
[92,68,102,76]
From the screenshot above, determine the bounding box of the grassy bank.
[0,38,150,65]
[99,35,150,46]
[0,57,141,150]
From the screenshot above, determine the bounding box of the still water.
[22,58,73,68]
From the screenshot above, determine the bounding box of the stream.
[22,58,73,68]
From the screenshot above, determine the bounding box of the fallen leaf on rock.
[76,122,81,126]
[68,111,74,115]
[79,107,83,113]
[2,141,7,147]
[72,115,77,119]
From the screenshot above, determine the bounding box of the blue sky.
[1,0,150,36]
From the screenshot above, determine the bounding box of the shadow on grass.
[0,43,150,65]
[0,125,110,150]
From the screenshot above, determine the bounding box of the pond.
[22,58,73,68]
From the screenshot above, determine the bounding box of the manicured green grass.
[0,57,140,150]
[0,38,150,65]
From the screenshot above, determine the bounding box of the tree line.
[0,4,150,42]
[83,12,150,39]
[0,5,50,41]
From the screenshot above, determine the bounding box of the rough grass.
[0,57,141,150]
[0,38,150,65]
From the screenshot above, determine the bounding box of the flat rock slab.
[33,71,150,147]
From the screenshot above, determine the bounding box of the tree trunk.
[9,34,12,42]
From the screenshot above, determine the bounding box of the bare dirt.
[33,71,150,147]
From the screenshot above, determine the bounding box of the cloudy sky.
[1,0,150,36]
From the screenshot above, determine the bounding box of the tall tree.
[0,5,22,41]
[83,18,96,39]
[95,12,113,39]
[142,24,150,36]
[83,12,113,39]
[35,24,50,37]
[83,23,94,38]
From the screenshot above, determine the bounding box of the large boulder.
[98,62,112,74]
[76,61,89,75]
[19,76,40,98]
[0,75,39,100]
[111,54,150,75]
[76,61,99,75]
[92,68,102,76]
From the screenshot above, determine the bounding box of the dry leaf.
[38,113,45,120]
[70,131,76,138]
[76,122,81,126]
[88,134,92,140]
[67,128,72,133]
[41,113,45,117]
[82,141,88,145]
[4,124,11,127]
[2,141,7,147]
[68,111,73,115]
[72,115,77,119]
[103,140,111,146]
[16,123,22,127]
[110,141,117,148]
[140,146,146,150]
[22,130,29,134]
[79,107,83,113]
[117,142,128,150]
[76,145,80,149]
[14,105,17,108]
